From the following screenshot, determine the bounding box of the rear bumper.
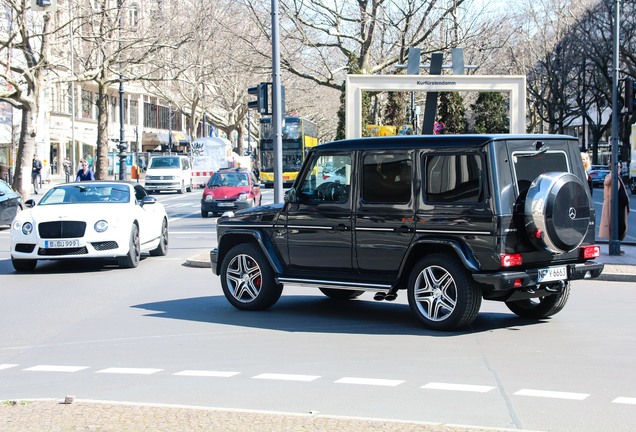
[472,261,604,291]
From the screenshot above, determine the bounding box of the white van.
[144,155,193,194]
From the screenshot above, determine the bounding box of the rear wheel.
[149,219,168,256]
[117,224,141,268]
[12,259,37,272]
[506,283,570,319]
[407,254,481,330]
[220,244,282,310]
[319,288,364,300]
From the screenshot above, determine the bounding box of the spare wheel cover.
[525,172,590,253]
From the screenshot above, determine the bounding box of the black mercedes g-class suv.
[210,134,604,330]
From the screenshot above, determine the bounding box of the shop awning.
[172,132,191,144]
[142,132,171,146]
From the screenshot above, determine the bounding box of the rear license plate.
[218,202,233,207]
[538,266,567,282]
[45,239,80,248]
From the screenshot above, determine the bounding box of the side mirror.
[284,188,298,204]
[25,199,36,208]
[140,195,156,206]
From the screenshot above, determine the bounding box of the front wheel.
[117,224,141,268]
[505,283,570,319]
[407,254,481,331]
[220,244,282,310]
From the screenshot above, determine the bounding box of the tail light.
[501,253,522,267]
[580,245,600,259]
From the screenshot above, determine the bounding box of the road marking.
[97,367,163,375]
[174,370,240,378]
[514,389,589,400]
[23,365,89,372]
[421,382,495,393]
[613,397,636,405]
[0,364,18,370]
[335,377,404,387]
[253,373,320,382]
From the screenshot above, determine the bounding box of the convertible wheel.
[149,219,169,256]
[407,253,481,330]
[319,288,364,300]
[220,244,282,310]
[12,258,37,272]
[117,224,141,268]
[506,283,570,319]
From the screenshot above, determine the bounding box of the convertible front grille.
[92,241,118,251]
[38,246,88,256]
[38,221,86,239]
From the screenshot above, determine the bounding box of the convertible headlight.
[94,220,109,232]
[17,221,33,235]
[238,193,248,201]
[204,195,215,202]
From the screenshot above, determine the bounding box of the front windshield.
[149,157,180,169]
[39,184,131,205]
[207,171,249,187]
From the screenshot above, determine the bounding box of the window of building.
[81,90,93,119]
[130,99,138,125]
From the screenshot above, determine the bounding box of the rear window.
[512,150,569,197]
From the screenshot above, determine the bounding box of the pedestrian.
[76,159,95,181]
[63,156,71,183]
[86,154,94,171]
[32,153,42,194]
[581,152,591,190]
[599,167,630,245]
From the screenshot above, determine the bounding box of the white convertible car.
[10,181,168,271]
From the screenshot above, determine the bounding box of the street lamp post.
[609,0,621,255]
[117,0,127,180]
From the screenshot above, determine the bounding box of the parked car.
[10,181,168,271]
[0,180,23,227]
[210,134,604,331]
[588,167,610,188]
[201,168,262,218]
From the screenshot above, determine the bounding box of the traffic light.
[625,77,635,114]
[247,83,268,115]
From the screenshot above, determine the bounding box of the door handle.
[395,225,414,233]
[333,224,349,231]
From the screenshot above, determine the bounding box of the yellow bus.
[258,116,318,187]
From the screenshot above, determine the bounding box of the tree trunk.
[13,107,38,199]
[95,82,110,180]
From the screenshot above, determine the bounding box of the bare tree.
[0,0,54,197]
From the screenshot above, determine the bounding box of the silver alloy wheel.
[226,253,262,303]
[413,265,457,322]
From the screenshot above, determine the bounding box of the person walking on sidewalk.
[32,154,42,194]
[63,156,72,183]
[75,159,95,181]
[599,169,630,245]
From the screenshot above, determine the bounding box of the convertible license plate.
[537,266,567,282]
[218,202,234,207]
[44,239,80,248]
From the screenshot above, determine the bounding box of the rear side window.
[424,154,483,203]
[361,152,412,204]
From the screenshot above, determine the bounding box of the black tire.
[186,182,192,193]
[177,182,184,194]
[149,219,168,256]
[117,224,141,268]
[201,210,209,218]
[12,259,37,272]
[506,283,570,319]
[319,288,364,300]
[407,253,481,331]
[220,243,282,310]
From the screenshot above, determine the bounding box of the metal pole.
[118,0,126,181]
[68,0,76,171]
[609,0,621,255]
[271,0,283,203]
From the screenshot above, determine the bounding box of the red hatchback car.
[201,168,262,217]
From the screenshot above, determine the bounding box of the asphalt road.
[1,189,635,432]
